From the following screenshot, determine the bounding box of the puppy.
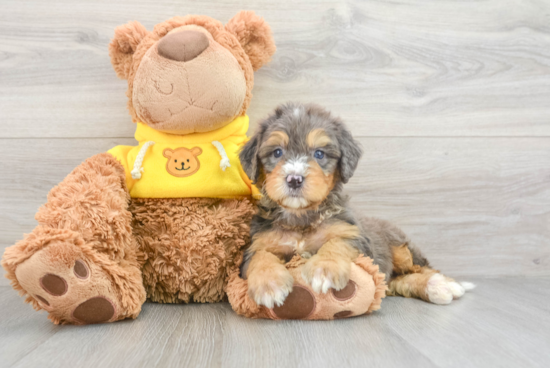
[239,102,474,308]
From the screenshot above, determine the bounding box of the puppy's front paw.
[248,268,294,308]
[301,255,350,294]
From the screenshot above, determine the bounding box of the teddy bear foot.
[227,255,387,320]
[2,227,145,325]
[268,258,385,320]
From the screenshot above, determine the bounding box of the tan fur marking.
[317,238,360,261]
[306,221,361,254]
[264,161,286,203]
[387,267,438,302]
[250,230,297,261]
[391,244,422,275]
[302,161,335,205]
[264,131,289,148]
[307,128,332,148]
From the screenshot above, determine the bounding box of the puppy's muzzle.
[286,175,303,189]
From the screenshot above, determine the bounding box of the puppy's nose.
[286,175,304,189]
[157,31,209,62]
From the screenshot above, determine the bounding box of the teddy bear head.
[109,11,276,135]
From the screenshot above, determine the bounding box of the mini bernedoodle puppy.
[239,102,474,309]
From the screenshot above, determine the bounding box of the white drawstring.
[131,141,155,179]
[212,141,231,171]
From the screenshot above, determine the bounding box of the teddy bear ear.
[108,21,149,80]
[225,11,276,71]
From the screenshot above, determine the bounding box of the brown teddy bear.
[2,11,387,325]
[1,11,276,325]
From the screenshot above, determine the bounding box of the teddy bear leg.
[1,153,146,324]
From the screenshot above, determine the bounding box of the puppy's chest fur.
[250,220,360,261]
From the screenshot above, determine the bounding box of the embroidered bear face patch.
[163,147,202,177]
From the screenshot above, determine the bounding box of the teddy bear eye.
[174,159,177,163]
[187,159,189,162]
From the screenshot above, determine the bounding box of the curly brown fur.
[130,197,255,303]
[2,154,146,324]
[239,102,471,307]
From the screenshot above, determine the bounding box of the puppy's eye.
[314,150,325,159]
[273,148,283,158]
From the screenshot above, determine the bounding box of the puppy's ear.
[225,11,276,71]
[241,115,274,184]
[335,121,362,184]
[240,133,263,184]
[109,21,149,79]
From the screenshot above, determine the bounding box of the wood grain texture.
[1,278,550,368]
[1,0,550,137]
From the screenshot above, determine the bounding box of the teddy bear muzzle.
[157,30,209,62]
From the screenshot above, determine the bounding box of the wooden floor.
[1,278,549,368]
[1,0,549,367]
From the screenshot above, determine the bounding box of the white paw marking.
[252,281,293,309]
[426,273,453,305]
[309,268,335,294]
[448,281,465,299]
[426,275,475,304]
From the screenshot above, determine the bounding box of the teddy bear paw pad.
[40,274,68,296]
[14,242,121,324]
[72,297,116,324]
[331,280,357,301]
[271,285,316,319]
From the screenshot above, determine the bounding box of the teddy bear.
[2,11,386,325]
[1,11,276,325]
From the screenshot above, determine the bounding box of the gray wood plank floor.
[1,278,549,368]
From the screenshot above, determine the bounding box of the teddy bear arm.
[1,153,146,324]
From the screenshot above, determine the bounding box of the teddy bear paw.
[12,239,123,324]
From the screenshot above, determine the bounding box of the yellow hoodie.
[108,116,260,199]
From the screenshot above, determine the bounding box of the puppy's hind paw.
[448,281,466,299]
[426,273,453,305]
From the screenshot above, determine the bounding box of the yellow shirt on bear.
[108,115,260,199]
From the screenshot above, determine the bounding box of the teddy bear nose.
[157,30,209,62]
